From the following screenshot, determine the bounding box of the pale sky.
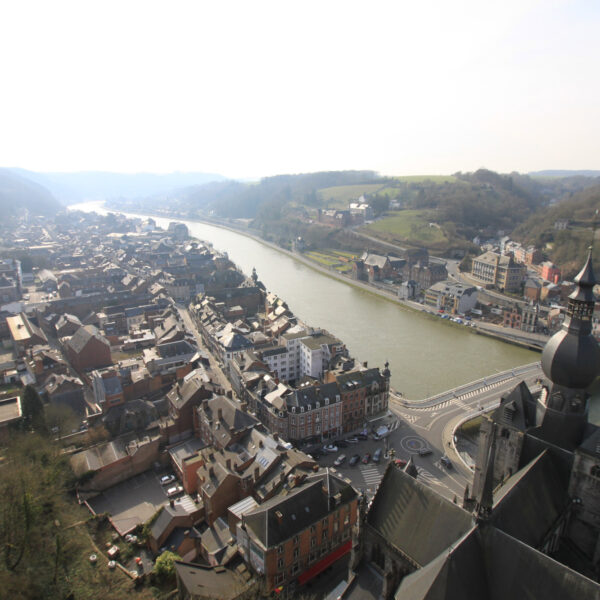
[1,0,598,179]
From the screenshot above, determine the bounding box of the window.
[278,545,284,554]
[293,548,299,558]
[322,530,328,541]
[293,535,299,545]
[278,558,284,569]
[310,525,316,533]
[311,537,316,547]
[322,518,328,527]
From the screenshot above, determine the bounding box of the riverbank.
[107,206,545,353]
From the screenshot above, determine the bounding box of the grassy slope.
[364,210,448,245]
[318,183,385,207]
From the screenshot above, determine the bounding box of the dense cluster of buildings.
[0,209,390,597]
[1,207,599,599]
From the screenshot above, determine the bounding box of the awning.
[297,540,352,585]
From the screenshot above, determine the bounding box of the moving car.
[337,440,348,448]
[333,454,346,467]
[440,456,453,469]
[345,437,359,444]
[323,444,338,453]
[349,454,360,466]
[373,448,382,463]
[394,458,407,467]
[418,448,432,456]
[362,453,371,464]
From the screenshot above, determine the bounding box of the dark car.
[337,440,348,448]
[440,456,453,469]
[362,453,371,464]
[373,448,382,463]
[357,433,368,440]
[349,454,360,466]
[418,448,432,456]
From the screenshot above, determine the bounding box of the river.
[71,201,550,401]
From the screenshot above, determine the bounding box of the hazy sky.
[1,1,598,179]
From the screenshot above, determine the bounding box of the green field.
[318,184,385,208]
[305,249,358,272]
[392,175,458,184]
[364,210,448,245]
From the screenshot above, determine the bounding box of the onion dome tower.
[539,248,600,448]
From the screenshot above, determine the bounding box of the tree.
[154,551,180,582]
[21,385,46,433]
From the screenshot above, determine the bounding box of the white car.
[166,485,183,498]
[333,454,346,467]
[160,474,176,486]
[323,444,338,453]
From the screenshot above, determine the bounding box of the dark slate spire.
[476,424,497,520]
[404,455,418,479]
[541,247,600,390]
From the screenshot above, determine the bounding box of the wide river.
[72,201,549,401]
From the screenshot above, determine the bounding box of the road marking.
[359,466,383,487]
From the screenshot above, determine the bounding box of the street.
[312,363,543,504]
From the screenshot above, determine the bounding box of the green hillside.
[0,169,61,217]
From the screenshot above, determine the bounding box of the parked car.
[357,433,368,440]
[440,456,453,469]
[345,437,359,444]
[166,485,183,498]
[349,454,360,466]
[333,454,346,467]
[394,458,407,468]
[418,448,432,456]
[362,453,371,464]
[160,474,176,486]
[373,448,382,463]
[323,444,338,453]
[337,440,348,448]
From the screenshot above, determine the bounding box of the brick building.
[238,471,358,593]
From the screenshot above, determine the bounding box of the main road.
[322,363,543,504]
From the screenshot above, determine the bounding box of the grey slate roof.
[67,325,109,354]
[395,525,600,600]
[367,464,474,567]
[244,471,356,548]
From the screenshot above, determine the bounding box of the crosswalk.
[415,466,445,488]
[359,466,383,490]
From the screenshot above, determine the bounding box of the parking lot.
[87,469,183,535]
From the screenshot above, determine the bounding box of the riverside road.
[320,362,543,504]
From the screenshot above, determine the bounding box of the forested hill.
[513,183,600,276]
[0,168,61,217]
[111,170,379,218]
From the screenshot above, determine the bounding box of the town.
[1,206,599,599]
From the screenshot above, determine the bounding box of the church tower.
[539,248,600,449]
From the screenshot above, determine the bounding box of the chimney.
[275,510,283,525]
[254,466,260,481]
[218,407,223,421]
[273,433,279,441]
[209,466,215,478]
[226,458,231,470]
[259,440,264,449]
[226,390,232,399]
[169,499,175,508]
[363,361,368,368]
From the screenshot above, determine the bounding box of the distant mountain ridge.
[529,170,600,178]
[8,169,227,204]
